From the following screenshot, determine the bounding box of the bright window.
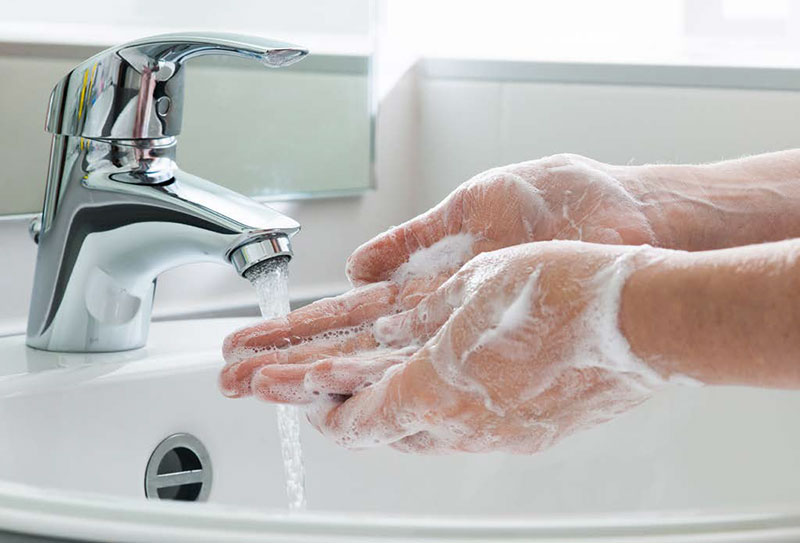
[0,0,371,55]
[386,0,800,67]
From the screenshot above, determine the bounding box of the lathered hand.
[347,149,800,290]
[219,150,800,452]
[220,151,800,398]
[221,154,658,394]
[347,154,656,290]
[224,242,672,453]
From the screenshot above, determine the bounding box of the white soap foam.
[305,322,371,343]
[224,318,375,368]
[443,267,545,416]
[292,233,701,454]
[305,362,424,449]
[473,268,542,351]
[391,233,475,285]
[574,247,667,389]
[573,245,702,388]
[302,347,405,396]
[388,242,697,453]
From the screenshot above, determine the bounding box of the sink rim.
[2,318,800,541]
[1,478,800,542]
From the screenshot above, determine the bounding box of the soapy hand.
[223,241,669,453]
[220,154,658,398]
[346,153,657,295]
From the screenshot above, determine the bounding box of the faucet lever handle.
[45,32,308,140]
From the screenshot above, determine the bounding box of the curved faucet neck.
[46,32,307,140]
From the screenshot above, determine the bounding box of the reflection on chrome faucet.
[27,33,307,353]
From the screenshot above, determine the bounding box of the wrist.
[579,244,678,388]
[617,249,699,383]
[618,240,800,388]
[612,163,727,251]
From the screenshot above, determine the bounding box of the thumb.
[346,193,464,286]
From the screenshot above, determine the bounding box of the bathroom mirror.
[0,0,374,216]
[180,52,372,201]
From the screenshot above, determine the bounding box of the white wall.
[3,58,800,337]
[383,0,800,67]
[416,73,800,211]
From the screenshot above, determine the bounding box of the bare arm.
[621,238,800,388]
[617,150,800,251]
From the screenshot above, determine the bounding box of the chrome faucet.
[26,33,307,353]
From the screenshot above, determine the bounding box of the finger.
[223,282,397,363]
[307,362,428,449]
[219,329,378,398]
[374,274,465,348]
[252,351,409,404]
[390,431,452,454]
[250,364,317,404]
[346,192,464,286]
[394,271,452,310]
[304,352,410,396]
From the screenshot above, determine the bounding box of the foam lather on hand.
[223,153,716,454]
[574,247,701,388]
[301,241,694,454]
[391,232,476,285]
[572,247,667,387]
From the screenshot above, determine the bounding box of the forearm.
[613,150,800,251]
[620,239,800,388]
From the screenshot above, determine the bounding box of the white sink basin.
[1,318,799,542]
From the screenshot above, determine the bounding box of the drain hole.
[157,482,203,501]
[145,434,212,502]
[155,447,203,501]
[158,447,202,474]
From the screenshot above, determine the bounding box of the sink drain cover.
[145,433,212,501]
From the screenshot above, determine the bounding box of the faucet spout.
[26,136,298,353]
[229,236,294,276]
